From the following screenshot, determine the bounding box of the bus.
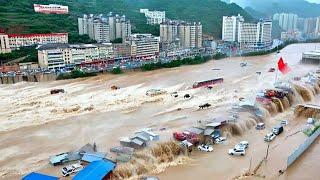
[192,77,224,88]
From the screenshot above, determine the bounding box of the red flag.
[278,57,290,74]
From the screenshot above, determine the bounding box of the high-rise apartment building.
[222,14,272,47]
[273,13,298,31]
[304,18,316,36]
[238,20,272,47]
[78,13,131,43]
[222,14,244,42]
[160,20,202,48]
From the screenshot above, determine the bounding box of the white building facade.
[38,43,113,69]
[33,4,69,14]
[125,34,160,59]
[222,14,244,42]
[140,9,166,25]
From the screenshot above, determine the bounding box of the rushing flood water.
[0,43,319,179]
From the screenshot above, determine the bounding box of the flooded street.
[0,43,319,179]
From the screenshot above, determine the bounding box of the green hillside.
[0,0,253,40]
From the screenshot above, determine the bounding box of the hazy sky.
[307,0,320,3]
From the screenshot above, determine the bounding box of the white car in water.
[234,141,249,150]
[198,144,213,152]
[264,132,276,142]
[228,148,245,156]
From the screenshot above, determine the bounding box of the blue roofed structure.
[81,152,106,163]
[73,160,116,180]
[22,172,58,180]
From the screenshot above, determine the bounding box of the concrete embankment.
[0,73,57,84]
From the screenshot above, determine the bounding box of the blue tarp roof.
[22,172,58,180]
[81,152,105,163]
[73,160,116,180]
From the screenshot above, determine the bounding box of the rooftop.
[22,172,58,180]
[73,160,116,180]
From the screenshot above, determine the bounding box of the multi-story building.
[33,4,69,14]
[238,20,272,47]
[160,20,202,49]
[38,43,113,69]
[281,31,302,41]
[222,14,244,42]
[160,21,178,43]
[140,9,166,25]
[0,33,11,53]
[125,34,159,58]
[7,33,68,49]
[273,13,298,31]
[304,18,317,37]
[222,14,272,48]
[0,32,68,53]
[78,13,131,42]
[316,17,320,37]
[259,20,273,47]
[93,19,110,43]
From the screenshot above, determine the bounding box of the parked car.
[272,126,284,135]
[281,120,288,126]
[235,141,249,150]
[228,148,245,156]
[61,163,83,177]
[264,132,276,142]
[198,144,213,152]
[256,123,265,130]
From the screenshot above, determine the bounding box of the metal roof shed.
[73,160,116,180]
[22,172,58,180]
[81,152,106,163]
[186,127,204,135]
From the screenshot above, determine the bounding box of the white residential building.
[38,43,113,69]
[238,20,272,47]
[125,34,159,58]
[222,14,244,42]
[33,4,68,14]
[140,9,166,25]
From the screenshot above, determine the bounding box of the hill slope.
[0,0,253,39]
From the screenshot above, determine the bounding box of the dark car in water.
[272,126,284,135]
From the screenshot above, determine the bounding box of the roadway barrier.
[287,128,320,168]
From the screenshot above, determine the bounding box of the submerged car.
[264,132,276,142]
[234,141,249,150]
[228,148,245,156]
[198,144,213,152]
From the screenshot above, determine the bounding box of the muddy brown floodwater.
[0,43,319,179]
